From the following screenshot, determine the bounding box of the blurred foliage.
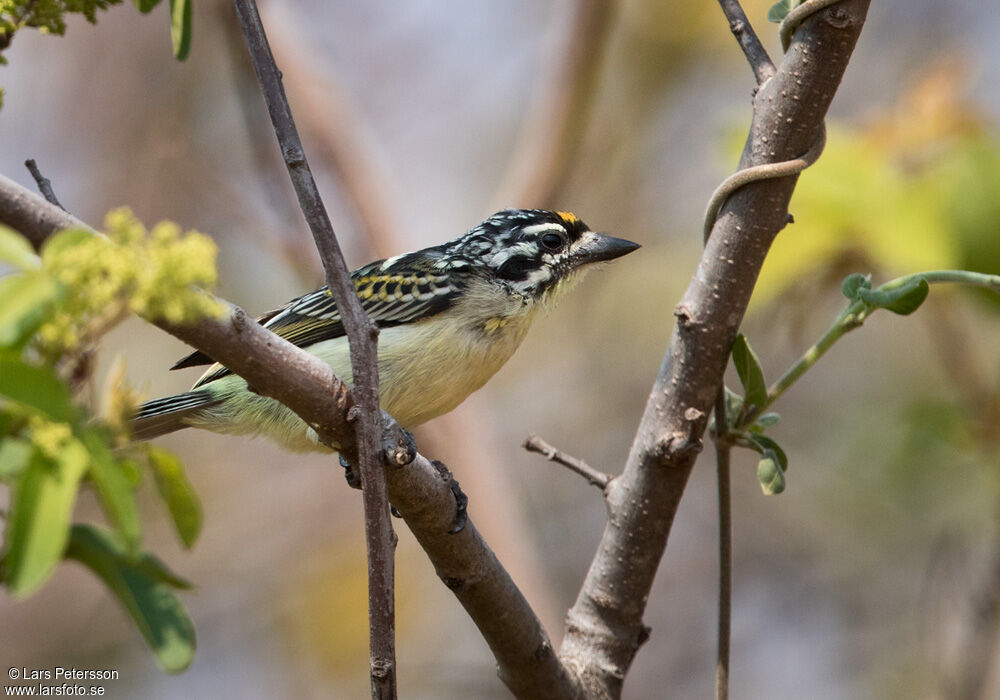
[0,0,190,75]
[0,211,220,672]
[752,59,999,308]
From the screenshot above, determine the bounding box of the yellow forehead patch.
[556,211,579,225]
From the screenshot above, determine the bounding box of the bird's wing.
[172,257,464,388]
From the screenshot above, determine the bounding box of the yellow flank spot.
[556,211,579,225]
[483,317,509,333]
[360,286,374,299]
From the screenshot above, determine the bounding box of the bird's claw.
[338,453,362,490]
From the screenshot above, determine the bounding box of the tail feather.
[132,390,219,441]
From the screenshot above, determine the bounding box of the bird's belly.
[187,313,533,452]
[376,318,529,426]
[315,314,533,428]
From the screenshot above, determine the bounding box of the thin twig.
[716,0,776,85]
[229,2,397,698]
[523,434,611,491]
[713,390,732,700]
[24,159,64,210]
[263,4,567,639]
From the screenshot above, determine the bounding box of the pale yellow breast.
[187,278,541,451]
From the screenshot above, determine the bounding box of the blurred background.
[2,0,1000,697]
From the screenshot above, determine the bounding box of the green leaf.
[3,441,88,596]
[146,446,202,548]
[767,0,804,23]
[169,0,192,61]
[64,525,196,672]
[732,334,768,411]
[840,272,871,301]
[749,434,789,471]
[0,225,41,271]
[0,437,33,480]
[754,412,781,429]
[757,449,786,495]
[132,0,163,13]
[858,277,930,315]
[40,228,96,263]
[80,428,141,550]
[0,358,76,423]
[0,272,62,349]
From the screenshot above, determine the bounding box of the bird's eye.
[540,232,565,252]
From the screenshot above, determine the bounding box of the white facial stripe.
[523,266,552,287]
[520,223,566,236]
[488,240,538,267]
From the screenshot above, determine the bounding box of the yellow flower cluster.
[35,208,222,356]
[26,414,73,461]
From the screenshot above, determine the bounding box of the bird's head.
[444,209,640,303]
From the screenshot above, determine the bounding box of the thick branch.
[559,2,871,697]
[0,174,577,699]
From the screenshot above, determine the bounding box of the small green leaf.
[757,450,786,495]
[0,225,41,271]
[755,412,781,428]
[169,0,192,61]
[146,446,202,549]
[80,428,141,550]
[864,278,930,315]
[0,437,33,480]
[840,272,871,301]
[857,277,930,315]
[0,358,76,423]
[64,525,196,672]
[767,0,804,23]
[132,0,163,13]
[749,434,788,471]
[4,441,88,596]
[0,272,62,349]
[732,334,768,411]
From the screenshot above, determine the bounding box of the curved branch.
[558,2,871,697]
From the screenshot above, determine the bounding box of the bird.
[133,209,639,452]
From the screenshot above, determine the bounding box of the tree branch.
[716,0,776,85]
[0,173,578,699]
[24,159,64,210]
[523,434,611,491]
[713,392,733,700]
[559,2,871,696]
[229,2,397,696]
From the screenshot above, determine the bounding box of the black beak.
[576,233,641,265]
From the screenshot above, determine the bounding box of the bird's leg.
[338,453,362,490]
